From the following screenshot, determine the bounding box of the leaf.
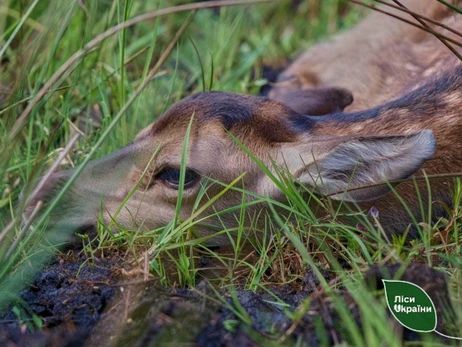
[382,279,437,332]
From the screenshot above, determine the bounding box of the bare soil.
[0,245,457,347]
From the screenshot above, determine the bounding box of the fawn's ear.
[280,130,436,202]
[271,87,353,115]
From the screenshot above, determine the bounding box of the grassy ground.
[1,0,462,345]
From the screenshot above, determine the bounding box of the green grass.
[1,0,462,345]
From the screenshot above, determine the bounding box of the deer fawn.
[26,0,462,243]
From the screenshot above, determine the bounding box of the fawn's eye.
[156,167,198,189]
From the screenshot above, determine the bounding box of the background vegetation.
[0,0,461,345]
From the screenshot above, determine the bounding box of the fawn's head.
[26,92,435,243]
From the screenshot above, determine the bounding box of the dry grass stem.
[348,0,462,48]
[24,133,81,209]
[391,0,462,61]
[4,201,42,260]
[375,0,462,39]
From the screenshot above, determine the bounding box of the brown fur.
[26,0,462,242]
[268,0,462,233]
[269,0,462,111]
[310,67,462,232]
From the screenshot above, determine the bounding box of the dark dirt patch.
[86,267,336,347]
[0,253,457,346]
[0,254,118,347]
[89,262,457,346]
